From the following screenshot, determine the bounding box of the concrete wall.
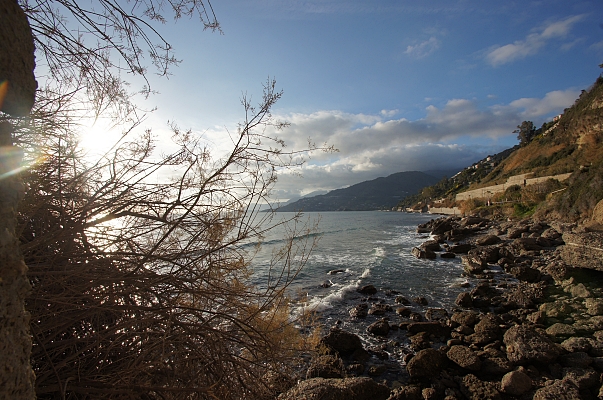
[428,206,462,216]
[456,173,572,201]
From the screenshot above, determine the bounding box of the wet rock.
[395,296,411,305]
[320,328,364,356]
[349,303,369,319]
[446,345,481,371]
[278,377,391,400]
[406,348,448,378]
[413,296,428,306]
[459,374,502,400]
[503,324,561,365]
[532,379,581,400]
[500,370,532,396]
[425,308,448,322]
[409,312,423,322]
[367,320,390,337]
[328,269,345,275]
[306,355,345,379]
[440,252,456,259]
[477,234,502,246]
[407,322,450,337]
[409,332,431,351]
[368,303,392,316]
[395,307,411,317]
[411,247,436,260]
[455,292,473,307]
[421,240,442,252]
[358,285,378,295]
[321,280,333,288]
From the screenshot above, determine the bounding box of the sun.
[78,118,124,160]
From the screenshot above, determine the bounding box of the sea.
[248,211,470,355]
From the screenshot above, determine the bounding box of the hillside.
[276,171,440,212]
[401,73,603,221]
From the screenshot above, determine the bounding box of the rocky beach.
[275,203,603,400]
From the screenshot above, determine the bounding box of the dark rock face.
[320,328,364,356]
[450,243,473,254]
[476,234,502,246]
[459,374,502,400]
[411,247,436,260]
[349,304,369,319]
[406,348,447,378]
[420,240,442,252]
[462,255,487,275]
[503,324,561,364]
[561,232,603,272]
[277,377,391,400]
[455,292,473,307]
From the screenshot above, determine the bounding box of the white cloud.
[486,15,584,66]
[405,37,440,59]
[268,87,579,199]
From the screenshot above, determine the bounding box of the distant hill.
[276,171,440,212]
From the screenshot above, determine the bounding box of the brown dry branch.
[15,79,325,399]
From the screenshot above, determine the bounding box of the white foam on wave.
[360,268,371,278]
[374,246,386,258]
[294,280,361,313]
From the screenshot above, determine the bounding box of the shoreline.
[276,214,603,399]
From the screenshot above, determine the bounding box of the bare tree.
[18,79,325,399]
[4,1,332,397]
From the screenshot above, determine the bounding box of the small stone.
[358,285,377,295]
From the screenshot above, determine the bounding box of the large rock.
[367,320,390,336]
[277,377,391,400]
[446,345,481,371]
[476,234,502,246]
[320,328,364,356]
[532,379,581,400]
[462,255,487,275]
[411,247,436,260]
[406,348,447,378]
[306,355,345,379]
[503,325,561,364]
[459,374,502,400]
[561,232,603,271]
[500,370,532,396]
[407,322,450,337]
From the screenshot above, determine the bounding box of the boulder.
[450,243,473,254]
[546,323,576,339]
[585,298,603,316]
[420,240,442,252]
[277,377,391,400]
[532,379,581,400]
[368,303,392,316]
[559,352,593,369]
[451,311,478,327]
[562,367,600,389]
[503,324,561,364]
[320,329,364,356]
[561,232,603,271]
[306,355,345,379]
[411,247,436,260]
[407,322,450,337]
[440,252,456,259]
[476,234,502,246]
[358,285,378,295]
[561,337,592,353]
[446,345,481,371]
[406,348,447,378]
[500,370,532,396]
[462,255,487,275]
[395,296,411,305]
[459,374,502,400]
[387,385,422,400]
[455,292,473,307]
[349,304,369,319]
[413,296,428,306]
[425,308,448,322]
[508,265,541,282]
[367,320,390,337]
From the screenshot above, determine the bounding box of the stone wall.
[455,173,572,201]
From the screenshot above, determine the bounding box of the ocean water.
[249,211,469,347]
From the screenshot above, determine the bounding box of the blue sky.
[105,1,603,199]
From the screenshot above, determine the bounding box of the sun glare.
[78,119,124,159]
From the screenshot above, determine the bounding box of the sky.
[83,0,603,200]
